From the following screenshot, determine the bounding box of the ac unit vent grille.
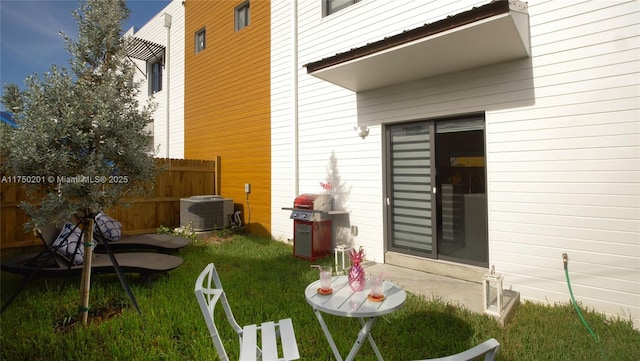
[180,195,234,231]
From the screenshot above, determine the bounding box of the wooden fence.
[0,157,220,249]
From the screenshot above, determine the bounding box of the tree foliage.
[1,0,157,229]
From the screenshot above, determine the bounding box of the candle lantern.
[483,265,504,317]
[334,244,349,275]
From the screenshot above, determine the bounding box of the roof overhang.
[305,0,531,92]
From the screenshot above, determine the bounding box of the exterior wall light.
[354,126,369,139]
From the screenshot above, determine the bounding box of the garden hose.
[563,253,598,340]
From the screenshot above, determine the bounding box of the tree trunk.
[79,217,94,325]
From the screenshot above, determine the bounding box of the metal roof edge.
[305,0,515,73]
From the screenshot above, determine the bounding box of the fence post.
[215,155,221,195]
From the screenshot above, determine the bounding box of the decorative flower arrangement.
[348,247,365,292]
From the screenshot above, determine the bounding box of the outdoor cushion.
[94,211,122,241]
[52,222,86,265]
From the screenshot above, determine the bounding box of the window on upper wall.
[195,28,206,53]
[235,1,250,31]
[149,58,163,95]
[324,0,362,16]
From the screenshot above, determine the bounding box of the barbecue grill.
[285,194,332,260]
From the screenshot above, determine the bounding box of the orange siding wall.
[184,0,271,237]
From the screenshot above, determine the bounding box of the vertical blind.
[389,123,433,254]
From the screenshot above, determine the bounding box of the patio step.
[385,251,486,283]
[366,251,520,326]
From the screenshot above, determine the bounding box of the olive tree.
[2,0,157,225]
[1,0,157,322]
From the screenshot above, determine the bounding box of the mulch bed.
[54,298,129,333]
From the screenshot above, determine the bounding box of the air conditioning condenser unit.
[180,195,234,231]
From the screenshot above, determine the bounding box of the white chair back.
[414,338,500,361]
[194,263,243,361]
[195,263,300,361]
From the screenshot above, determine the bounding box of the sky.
[0,0,172,109]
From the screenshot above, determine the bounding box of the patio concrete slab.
[361,261,520,325]
[362,262,485,314]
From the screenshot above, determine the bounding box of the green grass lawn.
[1,235,638,360]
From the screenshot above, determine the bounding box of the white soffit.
[307,2,530,92]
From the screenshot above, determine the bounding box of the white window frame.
[149,57,163,95]
[323,0,361,16]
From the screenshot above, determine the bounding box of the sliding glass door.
[386,116,488,267]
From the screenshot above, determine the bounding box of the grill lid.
[293,194,331,211]
[287,194,332,222]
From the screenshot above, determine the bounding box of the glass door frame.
[383,114,489,267]
[383,120,438,259]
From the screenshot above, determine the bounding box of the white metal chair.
[415,338,500,361]
[194,263,300,361]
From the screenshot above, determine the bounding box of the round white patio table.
[304,275,407,361]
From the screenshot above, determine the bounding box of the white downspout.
[292,0,299,197]
[164,13,172,159]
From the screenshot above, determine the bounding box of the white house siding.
[271,0,297,241]
[271,0,639,327]
[272,0,491,259]
[488,0,640,329]
[126,0,185,159]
